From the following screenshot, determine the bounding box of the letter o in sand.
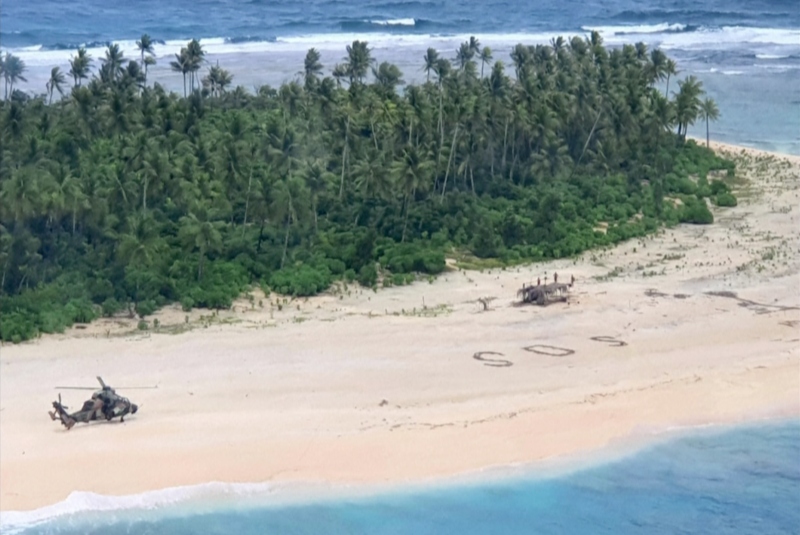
[522,345,575,357]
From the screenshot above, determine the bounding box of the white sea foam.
[654,26,800,50]
[581,23,688,35]
[755,53,790,59]
[368,18,416,26]
[3,25,799,68]
[0,481,276,534]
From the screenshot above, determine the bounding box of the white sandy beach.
[1,141,798,513]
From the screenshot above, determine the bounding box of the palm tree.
[301,160,334,233]
[1,53,28,100]
[186,39,206,92]
[649,48,668,87]
[1,166,40,222]
[302,48,324,90]
[143,56,157,84]
[118,212,166,309]
[178,205,224,281]
[170,49,191,97]
[118,212,165,270]
[101,44,126,83]
[343,40,372,85]
[202,63,233,97]
[46,67,67,104]
[136,34,156,84]
[468,36,481,58]
[664,58,678,98]
[455,42,473,70]
[698,97,720,148]
[136,34,155,66]
[422,48,439,82]
[674,75,704,139]
[69,48,92,87]
[391,144,433,241]
[268,176,309,269]
[372,61,404,97]
[478,46,493,78]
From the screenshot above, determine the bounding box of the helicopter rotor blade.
[55,385,158,390]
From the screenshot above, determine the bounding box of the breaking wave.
[0,482,278,535]
[581,22,692,35]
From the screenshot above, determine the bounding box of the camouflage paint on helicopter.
[49,377,143,430]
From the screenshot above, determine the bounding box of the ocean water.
[1,0,799,154]
[3,420,799,534]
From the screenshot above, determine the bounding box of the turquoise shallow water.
[9,419,800,535]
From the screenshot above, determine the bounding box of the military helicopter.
[49,376,148,430]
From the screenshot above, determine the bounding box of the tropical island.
[1,34,799,517]
[1,33,733,342]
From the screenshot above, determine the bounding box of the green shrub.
[709,180,730,195]
[679,198,714,225]
[270,264,332,296]
[392,273,407,286]
[714,192,738,207]
[0,310,39,342]
[357,264,378,288]
[412,250,446,274]
[102,298,123,317]
[135,299,158,318]
[180,296,195,311]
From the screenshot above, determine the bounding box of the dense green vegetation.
[0,33,733,342]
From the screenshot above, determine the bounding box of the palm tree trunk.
[280,219,291,269]
[441,125,459,200]
[242,168,253,237]
[370,118,379,150]
[1,256,8,293]
[339,116,350,199]
[401,194,410,243]
[469,165,475,195]
[706,117,710,148]
[256,219,265,252]
[438,84,444,150]
[502,120,509,170]
[198,246,205,281]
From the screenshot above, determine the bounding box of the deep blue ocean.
[3,420,799,534]
[1,0,799,153]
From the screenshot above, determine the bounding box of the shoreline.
[1,140,799,513]
[2,415,798,530]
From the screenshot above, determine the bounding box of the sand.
[1,141,799,512]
